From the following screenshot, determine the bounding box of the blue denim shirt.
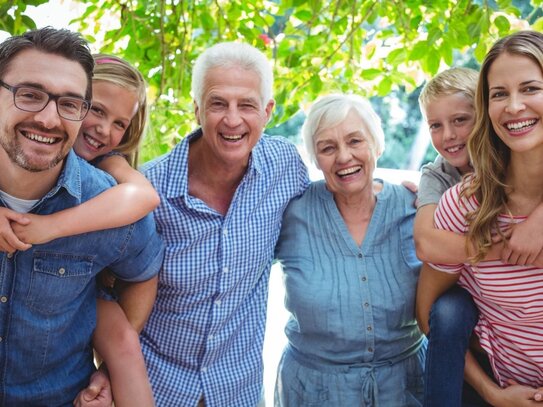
[0,150,164,406]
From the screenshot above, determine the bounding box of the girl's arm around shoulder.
[12,155,160,245]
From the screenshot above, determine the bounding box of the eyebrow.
[316,130,365,145]
[15,81,86,99]
[489,79,543,91]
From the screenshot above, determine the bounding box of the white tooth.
[337,166,360,176]
[447,145,463,153]
[28,133,55,144]
[223,134,243,140]
[507,119,536,131]
[84,134,101,148]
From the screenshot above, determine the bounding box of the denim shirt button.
[7,253,13,259]
[58,268,66,275]
[0,296,7,303]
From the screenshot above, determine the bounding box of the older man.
[141,43,309,406]
[0,28,163,406]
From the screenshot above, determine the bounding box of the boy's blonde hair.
[93,54,147,167]
[418,67,479,113]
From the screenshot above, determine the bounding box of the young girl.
[418,30,543,406]
[0,54,158,407]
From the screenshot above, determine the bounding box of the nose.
[336,144,352,164]
[505,94,525,115]
[224,106,243,127]
[96,119,111,138]
[33,99,61,129]
[443,123,456,141]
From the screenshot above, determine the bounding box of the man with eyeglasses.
[0,28,163,406]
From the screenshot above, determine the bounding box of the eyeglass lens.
[14,87,88,121]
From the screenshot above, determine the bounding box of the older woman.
[274,94,425,406]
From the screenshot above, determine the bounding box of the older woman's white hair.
[191,42,274,107]
[302,93,385,166]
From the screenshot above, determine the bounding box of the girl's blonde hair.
[93,54,147,167]
[466,30,543,261]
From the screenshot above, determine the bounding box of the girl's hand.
[0,207,31,253]
[12,213,59,245]
[73,368,113,407]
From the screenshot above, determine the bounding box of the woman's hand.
[486,379,543,406]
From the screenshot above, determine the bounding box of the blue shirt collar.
[165,128,264,199]
[40,149,83,205]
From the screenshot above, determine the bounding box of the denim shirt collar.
[164,128,263,199]
[38,149,82,206]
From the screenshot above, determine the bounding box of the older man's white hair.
[191,42,273,108]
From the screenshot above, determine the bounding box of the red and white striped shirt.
[430,181,543,387]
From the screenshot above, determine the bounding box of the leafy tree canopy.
[2,0,542,163]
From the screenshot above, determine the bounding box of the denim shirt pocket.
[26,252,94,315]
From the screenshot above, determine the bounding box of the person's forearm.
[415,205,472,263]
[46,184,159,240]
[464,350,498,404]
[117,276,158,332]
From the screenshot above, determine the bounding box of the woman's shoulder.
[285,180,326,212]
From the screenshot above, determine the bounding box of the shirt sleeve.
[427,182,469,274]
[108,213,165,282]
[417,166,450,208]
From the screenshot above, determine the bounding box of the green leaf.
[386,48,406,66]
[377,76,392,96]
[200,11,214,31]
[409,41,428,60]
[294,10,313,21]
[440,41,453,66]
[474,40,487,62]
[494,15,510,34]
[21,14,36,30]
[361,68,382,80]
[424,49,440,75]
[310,74,323,93]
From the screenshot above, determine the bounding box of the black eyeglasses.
[0,79,90,121]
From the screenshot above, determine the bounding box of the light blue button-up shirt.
[275,180,425,406]
[141,129,309,407]
[0,150,164,406]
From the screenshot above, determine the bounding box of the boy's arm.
[414,205,502,264]
[414,205,472,263]
[415,263,459,334]
[11,155,160,245]
[500,203,543,266]
[116,275,158,332]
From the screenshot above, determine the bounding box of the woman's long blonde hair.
[93,54,147,167]
[466,31,543,261]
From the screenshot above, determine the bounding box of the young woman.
[418,31,543,406]
[0,54,158,407]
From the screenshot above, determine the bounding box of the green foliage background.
[2,0,542,167]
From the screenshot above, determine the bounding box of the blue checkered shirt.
[141,129,309,407]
